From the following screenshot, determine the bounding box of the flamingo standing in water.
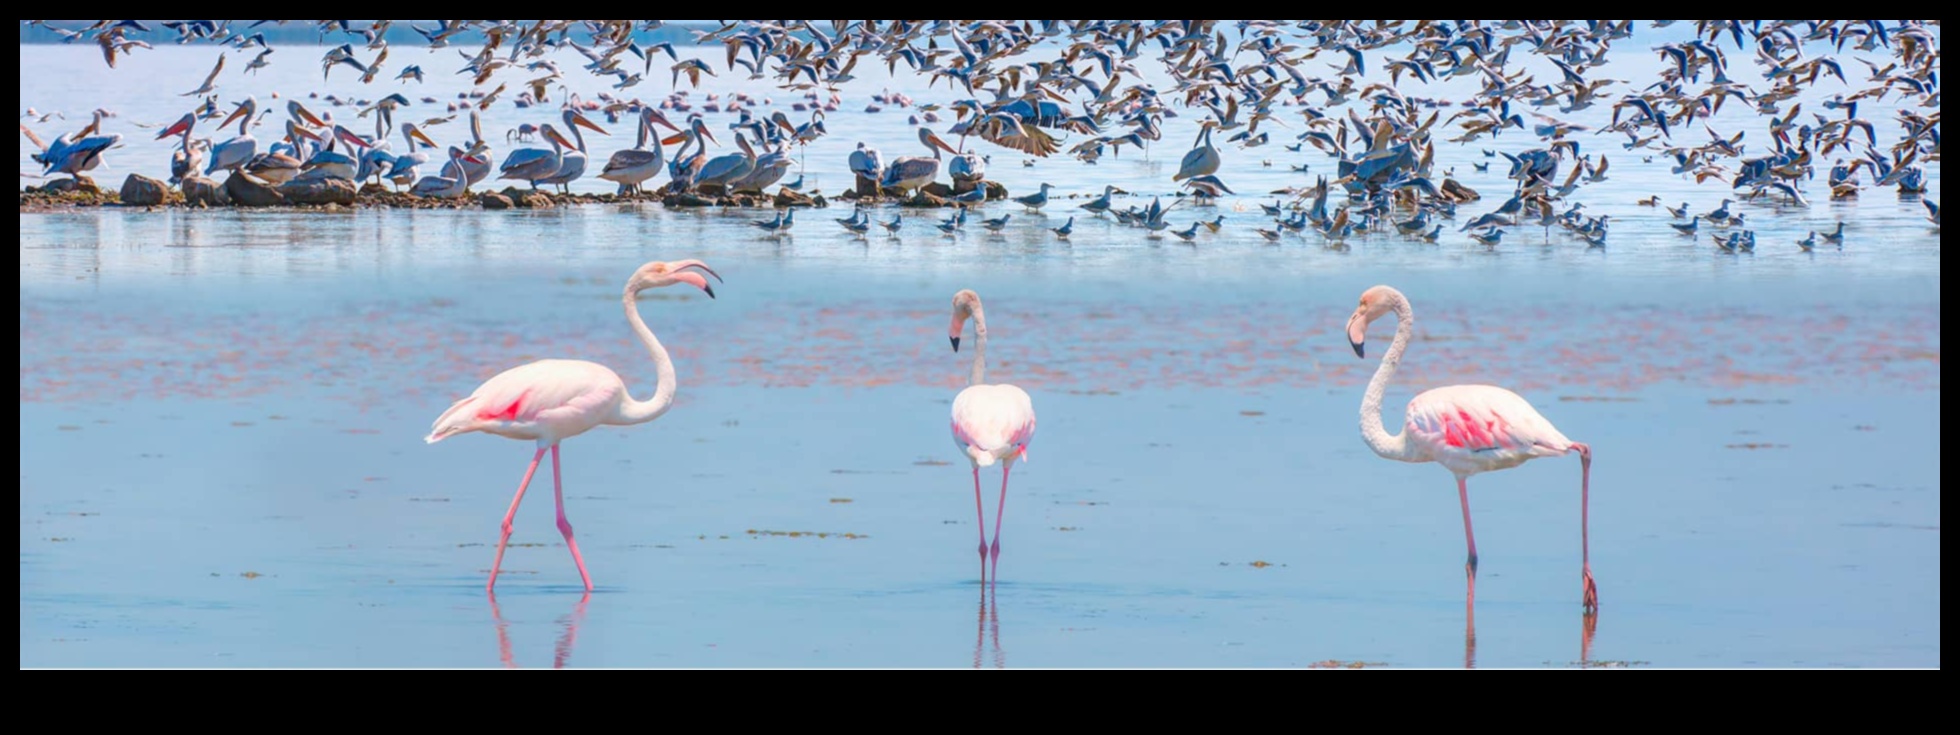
[947,289,1036,581]
[1345,285,1598,613]
[426,259,723,592]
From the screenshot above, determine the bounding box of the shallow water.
[18,34,1942,667]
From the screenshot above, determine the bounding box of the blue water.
[18,31,1941,667]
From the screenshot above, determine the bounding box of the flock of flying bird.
[21,20,1943,250]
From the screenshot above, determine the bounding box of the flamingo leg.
[989,461,1012,579]
[488,447,548,592]
[1457,475,1479,577]
[1574,442,1598,613]
[551,444,594,591]
[972,466,988,578]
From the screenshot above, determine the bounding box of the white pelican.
[298,125,372,181]
[731,140,792,193]
[243,120,321,184]
[948,148,986,184]
[412,145,487,199]
[498,123,576,189]
[383,123,441,190]
[880,127,959,196]
[156,113,204,184]
[848,141,883,182]
[598,108,679,194]
[1173,120,1220,181]
[205,97,261,175]
[537,109,610,194]
[692,133,756,192]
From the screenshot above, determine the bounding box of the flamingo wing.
[427,359,624,443]
[951,384,1036,466]
[1405,384,1572,469]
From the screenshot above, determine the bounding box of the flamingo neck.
[968,308,989,387]
[1360,293,1420,462]
[612,286,678,426]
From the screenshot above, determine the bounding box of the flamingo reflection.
[488,590,591,669]
[974,583,1003,669]
[1461,578,1599,669]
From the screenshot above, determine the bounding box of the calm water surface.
[18,38,1940,667]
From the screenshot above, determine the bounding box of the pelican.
[536,108,610,194]
[1173,120,1220,181]
[880,127,959,196]
[437,140,491,190]
[497,123,576,190]
[1012,182,1055,211]
[411,145,487,199]
[693,133,757,193]
[664,117,715,192]
[298,125,372,181]
[848,141,884,184]
[383,123,441,190]
[731,139,792,193]
[204,97,260,175]
[597,107,679,194]
[243,120,321,184]
[156,113,204,184]
[948,147,986,185]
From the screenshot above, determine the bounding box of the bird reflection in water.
[488,590,592,669]
[974,583,1003,669]
[1462,577,1600,669]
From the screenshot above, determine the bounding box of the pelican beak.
[156,116,191,140]
[336,127,371,149]
[290,103,327,128]
[648,109,680,132]
[699,126,719,146]
[463,154,486,165]
[408,126,438,149]
[546,128,576,148]
[292,125,324,142]
[570,112,609,136]
[928,132,959,155]
[217,104,252,130]
[659,133,688,146]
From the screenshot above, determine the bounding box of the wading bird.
[947,289,1036,582]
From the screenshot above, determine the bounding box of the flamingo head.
[628,259,723,300]
[1347,285,1404,358]
[949,289,983,352]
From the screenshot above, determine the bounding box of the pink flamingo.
[948,289,1036,581]
[1345,285,1597,613]
[426,259,722,592]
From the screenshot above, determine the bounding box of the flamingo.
[426,259,724,592]
[1345,285,1597,613]
[947,290,1036,581]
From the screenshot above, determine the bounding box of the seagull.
[1172,222,1201,241]
[1050,216,1074,238]
[181,52,224,96]
[881,214,903,236]
[1012,182,1054,212]
[1468,228,1505,246]
[982,213,1012,232]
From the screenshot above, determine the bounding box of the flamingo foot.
[1582,565,1599,614]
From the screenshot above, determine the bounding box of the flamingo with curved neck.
[947,289,1036,581]
[427,259,723,591]
[1347,285,1598,614]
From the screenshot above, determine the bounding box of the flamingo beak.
[949,314,966,352]
[408,127,438,149]
[669,271,715,299]
[667,259,724,284]
[1347,312,1367,358]
[571,112,609,135]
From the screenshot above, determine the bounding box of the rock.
[181,176,228,206]
[279,177,357,205]
[43,177,97,194]
[899,190,954,208]
[516,192,552,208]
[479,192,514,209]
[1440,178,1480,203]
[662,193,719,208]
[983,181,1009,200]
[853,174,881,199]
[358,182,390,197]
[921,182,955,199]
[774,188,817,208]
[118,173,170,206]
[225,172,285,207]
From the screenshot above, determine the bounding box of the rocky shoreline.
[20,173,1016,213]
